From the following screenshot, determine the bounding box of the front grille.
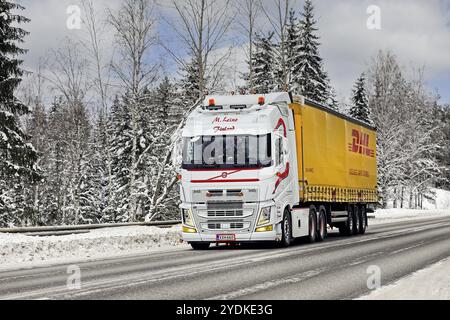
[207,210,244,217]
[207,201,243,210]
[206,201,244,218]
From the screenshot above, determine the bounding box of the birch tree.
[260,0,291,90]
[163,0,234,98]
[236,0,261,91]
[109,0,159,221]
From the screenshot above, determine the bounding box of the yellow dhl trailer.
[290,95,377,237]
[291,95,377,204]
[179,93,377,249]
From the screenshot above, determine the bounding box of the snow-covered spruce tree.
[327,87,340,111]
[23,100,49,225]
[109,94,133,222]
[251,33,276,94]
[295,0,330,103]
[179,58,206,106]
[286,8,302,92]
[350,73,372,124]
[0,1,39,226]
[85,109,115,223]
[154,76,181,127]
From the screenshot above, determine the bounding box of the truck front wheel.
[280,208,292,248]
[190,242,210,250]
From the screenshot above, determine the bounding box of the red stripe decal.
[185,168,262,172]
[273,162,290,194]
[275,118,287,137]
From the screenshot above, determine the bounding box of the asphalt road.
[1,216,450,300]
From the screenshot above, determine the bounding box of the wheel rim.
[355,210,360,232]
[310,214,316,238]
[320,213,325,238]
[362,210,366,230]
[348,211,353,230]
[284,215,290,243]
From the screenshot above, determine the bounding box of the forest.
[1,0,449,227]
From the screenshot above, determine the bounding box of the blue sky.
[16,0,450,105]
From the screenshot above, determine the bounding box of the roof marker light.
[258,97,265,105]
[209,98,215,106]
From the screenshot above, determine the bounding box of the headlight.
[257,206,272,226]
[182,209,195,227]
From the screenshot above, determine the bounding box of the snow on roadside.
[1,207,450,271]
[370,209,450,225]
[358,258,450,300]
[0,225,186,271]
[423,188,450,210]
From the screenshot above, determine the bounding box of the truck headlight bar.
[182,208,195,227]
[257,206,272,226]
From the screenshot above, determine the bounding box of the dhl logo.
[348,129,375,158]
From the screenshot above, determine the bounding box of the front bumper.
[182,228,280,243]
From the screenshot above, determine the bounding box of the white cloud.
[15,0,450,103]
[312,0,450,101]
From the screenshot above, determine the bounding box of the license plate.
[216,234,236,242]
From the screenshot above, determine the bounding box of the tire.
[359,205,367,235]
[342,205,354,236]
[190,242,210,250]
[353,205,360,235]
[280,208,292,247]
[307,206,317,243]
[317,206,327,242]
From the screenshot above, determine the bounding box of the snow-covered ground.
[370,209,450,225]
[370,188,450,224]
[358,258,450,300]
[422,188,450,210]
[0,225,187,271]
[1,201,450,271]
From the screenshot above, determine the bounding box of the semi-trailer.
[178,92,377,250]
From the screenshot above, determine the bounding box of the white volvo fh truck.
[178,93,378,250]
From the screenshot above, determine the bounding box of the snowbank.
[422,188,450,210]
[1,207,450,271]
[0,225,185,271]
[358,258,450,300]
[370,208,450,225]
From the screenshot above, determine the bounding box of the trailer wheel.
[359,205,367,235]
[190,242,210,250]
[307,206,317,243]
[340,205,355,236]
[353,205,361,235]
[280,208,292,248]
[317,206,327,242]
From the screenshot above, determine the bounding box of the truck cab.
[178,93,310,249]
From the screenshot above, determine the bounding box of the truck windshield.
[182,134,272,169]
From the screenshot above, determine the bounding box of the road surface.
[1,216,450,300]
